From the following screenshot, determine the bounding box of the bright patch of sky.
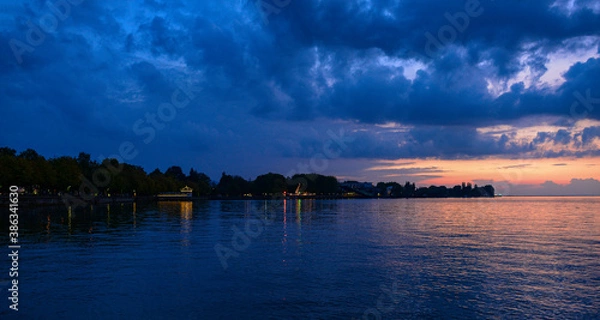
[486,37,599,97]
[377,56,427,81]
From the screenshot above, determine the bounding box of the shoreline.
[2,194,597,208]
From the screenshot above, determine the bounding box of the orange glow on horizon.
[366,157,600,187]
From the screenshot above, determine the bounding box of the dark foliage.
[1,147,494,199]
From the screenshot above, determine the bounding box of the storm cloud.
[1,0,599,181]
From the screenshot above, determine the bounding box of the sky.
[1,0,600,195]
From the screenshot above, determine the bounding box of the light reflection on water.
[0,197,598,319]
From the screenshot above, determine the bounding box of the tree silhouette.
[188,168,212,195]
[0,146,495,199]
[216,172,252,196]
[50,156,81,191]
[165,166,186,182]
[254,172,287,194]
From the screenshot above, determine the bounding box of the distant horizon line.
[2,146,599,197]
[499,194,600,197]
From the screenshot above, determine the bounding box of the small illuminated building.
[157,186,193,200]
[180,186,193,195]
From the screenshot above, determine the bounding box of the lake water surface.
[2,197,599,319]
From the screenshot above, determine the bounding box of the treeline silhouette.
[0,147,494,198]
[374,181,495,198]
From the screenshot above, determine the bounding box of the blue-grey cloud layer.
[1,0,599,177]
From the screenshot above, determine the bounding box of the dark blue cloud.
[0,0,599,179]
[582,126,600,144]
[554,129,572,145]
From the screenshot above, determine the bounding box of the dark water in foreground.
[1,197,599,319]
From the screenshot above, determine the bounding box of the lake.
[1,197,599,319]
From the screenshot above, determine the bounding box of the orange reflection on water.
[180,201,192,220]
[68,206,72,234]
[158,201,193,246]
[157,200,193,219]
[133,202,137,228]
[380,197,599,278]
